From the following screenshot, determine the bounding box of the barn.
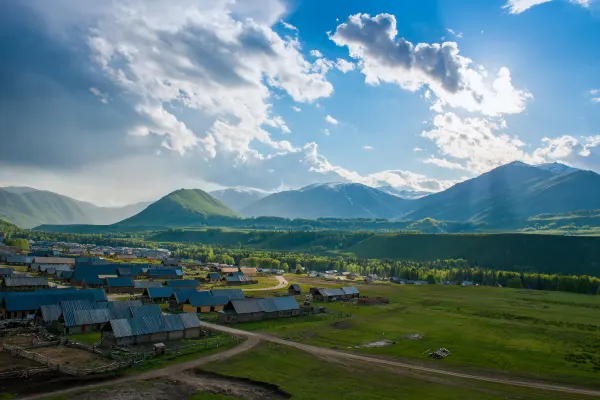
[182,291,229,313]
[218,296,300,323]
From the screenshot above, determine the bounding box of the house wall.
[168,330,184,340]
[183,304,198,313]
[213,305,224,312]
[150,332,169,342]
[136,334,152,344]
[199,306,211,313]
[184,327,201,339]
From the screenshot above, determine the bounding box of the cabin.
[142,287,174,303]
[101,309,202,346]
[148,268,183,280]
[218,296,300,323]
[207,272,221,282]
[225,275,257,286]
[1,277,49,292]
[58,300,111,334]
[104,277,135,293]
[164,279,201,289]
[182,291,229,313]
[311,286,359,302]
[288,284,302,295]
[33,257,75,266]
[168,288,199,310]
[239,267,258,277]
[0,268,14,279]
[133,281,162,294]
[5,255,33,266]
[210,289,245,301]
[1,289,97,320]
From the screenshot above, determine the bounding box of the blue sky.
[0,0,599,205]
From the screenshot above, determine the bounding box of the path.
[243,275,287,291]
[202,323,600,397]
[20,336,261,400]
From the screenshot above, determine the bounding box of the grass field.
[202,343,585,399]
[232,279,600,388]
[69,332,101,345]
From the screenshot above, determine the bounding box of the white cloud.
[335,58,356,73]
[363,145,373,150]
[325,114,339,125]
[592,98,600,103]
[504,0,594,13]
[83,0,333,158]
[310,49,323,58]
[413,147,424,152]
[504,0,552,14]
[303,143,457,192]
[292,106,302,112]
[423,156,469,171]
[330,13,532,116]
[446,28,463,39]
[322,128,330,136]
[590,89,599,95]
[265,116,291,134]
[89,87,109,104]
[281,20,298,31]
[421,112,600,174]
[590,89,600,103]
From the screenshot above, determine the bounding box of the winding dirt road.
[202,323,600,398]
[243,275,288,291]
[20,336,261,400]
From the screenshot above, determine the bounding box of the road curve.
[202,323,600,397]
[20,336,261,400]
[243,275,288,291]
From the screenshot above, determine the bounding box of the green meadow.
[232,280,600,388]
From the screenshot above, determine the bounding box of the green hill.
[0,218,23,234]
[117,189,240,227]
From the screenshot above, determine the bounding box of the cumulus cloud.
[280,21,298,31]
[325,114,339,125]
[291,106,302,112]
[423,156,469,171]
[590,89,600,103]
[363,145,373,150]
[310,49,323,58]
[81,0,334,158]
[330,13,532,116]
[335,58,356,73]
[421,112,600,174]
[265,116,291,134]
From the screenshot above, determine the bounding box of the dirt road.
[243,275,288,291]
[202,323,600,397]
[20,336,261,400]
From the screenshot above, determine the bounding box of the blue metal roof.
[105,277,134,287]
[171,288,199,304]
[165,279,200,287]
[145,287,173,299]
[3,277,49,287]
[163,314,185,331]
[186,291,224,307]
[61,300,110,327]
[59,270,74,279]
[108,311,201,338]
[228,296,299,315]
[3,290,96,312]
[341,286,359,295]
[208,273,221,280]
[179,313,202,329]
[40,304,62,322]
[133,281,162,289]
[107,299,142,319]
[148,268,183,277]
[210,289,245,300]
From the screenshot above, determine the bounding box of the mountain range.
[4,161,600,230]
[0,187,150,228]
[209,188,268,213]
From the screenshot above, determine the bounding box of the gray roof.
[228,296,299,315]
[40,304,63,322]
[210,289,245,300]
[110,312,201,338]
[179,312,202,329]
[109,319,133,338]
[61,300,110,327]
[107,300,142,319]
[318,288,345,297]
[133,281,162,289]
[341,286,359,295]
[289,284,301,292]
[3,277,49,287]
[163,314,185,331]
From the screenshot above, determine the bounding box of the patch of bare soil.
[355,339,395,349]
[401,333,425,340]
[2,333,40,346]
[64,378,197,400]
[0,352,41,372]
[35,346,109,368]
[0,370,116,398]
[183,370,290,400]
[331,321,352,329]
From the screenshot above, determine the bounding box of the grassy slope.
[0,218,23,234]
[235,280,600,389]
[118,189,239,226]
[0,189,91,228]
[202,343,579,399]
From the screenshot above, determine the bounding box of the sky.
[0,0,599,206]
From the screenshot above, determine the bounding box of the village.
[0,238,371,395]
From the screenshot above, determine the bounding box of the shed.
[60,300,111,334]
[105,277,135,293]
[183,292,229,313]
[133,280,162,293]
[107,299,143,319]
[219,296,300,323]
[288,284,302,295]
[2,289,96,319]
[2,276,49,291]
[142,287,174,303]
